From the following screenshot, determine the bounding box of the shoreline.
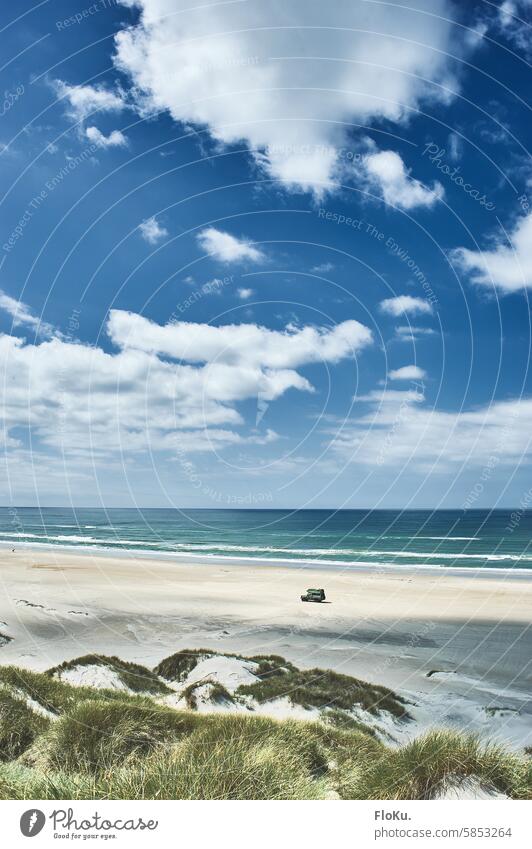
[1,540,532,579]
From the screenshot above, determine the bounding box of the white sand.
[0,545,530,748]
[56,664,129,691]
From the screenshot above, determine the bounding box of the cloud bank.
[114,0,457,193]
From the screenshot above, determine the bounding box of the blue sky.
[0,0,531,508]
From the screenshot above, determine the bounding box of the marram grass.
[0,663,530,801]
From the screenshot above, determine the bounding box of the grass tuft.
[31,699,199,774]
[0,690,50,761]
[237,666,408,718]
[47,655,172,695]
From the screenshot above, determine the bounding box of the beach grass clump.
[154,648,214,682]
[103,714,332,800]
[339,729,532,800]
[322,707,377,737]
[181,679,234,710]
[47,654,172,695]
[0,761,98,800]
[237,666,408,718]
[0,665,157,717]
[0,690,50,761]
[33,699,200,774]
[247,654,296,678]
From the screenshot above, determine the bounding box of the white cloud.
[311,262,335,273]
[329,389,532,472]
[54,80,126,122]
[197,227,264,263]
[388,365,426,381]
[0,311,372,462]
[496,0,532,55]
[379,295,434,317]
[364,150,443,210]
[395,325,437,341]
[113,0,457,193]
[139,215,168,244]
[107,310,373,369]
[452,213,532,293]
[85,126,128,148]
[0,289,56,338]
[237,288,254,300]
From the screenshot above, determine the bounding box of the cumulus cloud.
[364,150,444,210]
[197,227,264,263]
[85,126,128,148]
[0,289,56,338]
[237,288,254,300]
[452,213,532,293]
[0,311,372,461]
[329,389,532,472]
[139,215,168,244]
[388,365,427,381]
[107,310,373,369]
[54,80,126,122]
[113,0,457,193]
[379,295,434,316]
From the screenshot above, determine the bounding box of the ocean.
[1,507,531,571]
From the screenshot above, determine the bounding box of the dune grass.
[154,648,212,682]
[339,729,532,800]
[47,654,172,695]
[0,691,50,761]
[0,661,530,800]
[28,699,200,774]
[181,679,234,709]
[237,666,408,718]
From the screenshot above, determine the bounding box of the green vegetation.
[0,691,50,761]
[0,660,529,800]
[343,730,532,800]
[181,679,234,710]
[154,648,211,682]
[47,654,172,695]
[237,666,409,718]
[28,699,199,774]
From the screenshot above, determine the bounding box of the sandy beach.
[0,544,531,748]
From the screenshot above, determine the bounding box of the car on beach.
[300,588,326,602]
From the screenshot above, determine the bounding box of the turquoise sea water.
[1,508,532,570]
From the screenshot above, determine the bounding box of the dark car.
[301,588,326,602]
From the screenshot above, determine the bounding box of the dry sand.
[0,544,530,748]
